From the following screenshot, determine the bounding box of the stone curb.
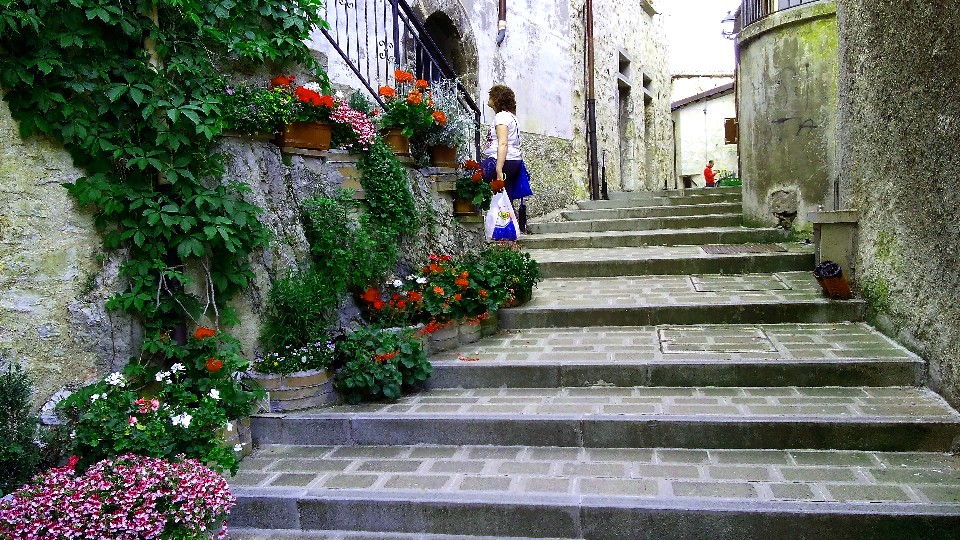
[528,214,743,235]
[519,228,787,249]
[536,251,815,278]
[562,202,743,221]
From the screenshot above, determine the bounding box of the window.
[724,117,738,145]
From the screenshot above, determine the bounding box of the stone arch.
[411,0,479,95]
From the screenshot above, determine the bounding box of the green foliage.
[0,0,329,334]
[0,365,41,496]
[377,73,439,138]
[252,338,335,375]
[357,140,420,240]
[333,326,431,404]
[219,84,290,135]
[456,173,493,209]
[715,169,741,186]
[348,90,374,115]
[421,78,474,150]
[478,242,542,304]
[59,330,264,475]
[259,269,342,353]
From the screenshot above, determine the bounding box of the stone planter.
[458,319,482,344]
[480,311,499,337]
[430,144,458,167]
[222,417,253,459]
[278,121,332,151]
[382,128,410,156]
[503,288,533,308]
[245,368,336,412]
[428,322,459,353]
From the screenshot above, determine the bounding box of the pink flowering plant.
[0,453,235,540]
[57,327,263,475]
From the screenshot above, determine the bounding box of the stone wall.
[737,1,838,231]
[0,95,484,405]
[0,93,139,403]
[569,0,674,194]
[835,0,960,408]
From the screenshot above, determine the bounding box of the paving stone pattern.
[232,444,960,505]
[232,189,960,538]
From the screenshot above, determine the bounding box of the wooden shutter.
[724,117,739,145]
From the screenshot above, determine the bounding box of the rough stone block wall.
[0,93,139,403]
[569,0,674,194]
[835,0,960,408]
[737,1,838,231]
[0,98,483,405]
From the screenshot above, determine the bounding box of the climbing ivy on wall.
[0,0,328,332]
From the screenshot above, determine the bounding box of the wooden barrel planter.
[382,128,410,156]
[428,322,459,353]
[458,319,482,345]
[245,369,336,412]
[430,145,458,167]
[480,311,499,337]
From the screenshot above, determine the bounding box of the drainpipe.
[585,0,600,200]
[497,0,507,45]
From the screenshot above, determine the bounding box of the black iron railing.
[320,0,482,159]
[739,0,822,29]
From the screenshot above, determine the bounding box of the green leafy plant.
[455,160,493,209]
[259,269,342,353]
[478,242,542,306]
[357,139,420,241]
[715,169,741,186]
[333,326,431,404]
[219,84,289,136]
[58,327,263,475]
[409,253,499,324]
[252,338,335,375]
[421,78,475,150]
[0,365,42,496]
[376,69,443,138]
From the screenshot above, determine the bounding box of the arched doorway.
[412,1,479,94]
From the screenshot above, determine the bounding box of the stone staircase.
[229,187,960,539]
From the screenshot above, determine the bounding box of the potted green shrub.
[333,325,432,404]
[454,159,493,215]
[376,69,444,155]
[478,242,542,307]
[421,78,475,167]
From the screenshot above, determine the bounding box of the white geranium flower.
[105,372,126,387]
[155,371,171,383]
[226,421,234,432]
[392,279,403,288]
[209,388,220,400]
[171,412,193,429]
[303,82,322,92]
[90,393,102,403]
[416,277,427,285]
[233,444,243,452]
[170,363,185,374]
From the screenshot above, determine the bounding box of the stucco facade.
[736,1,838,231]
[835,0,960,409]
[311,0,673,208]
[672,86,738,187]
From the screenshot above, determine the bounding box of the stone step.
[518,227,787,249]
[498,272,864,328]
[608,186,743,199]
[561,202,743,221]
[248,386,960,451]
[230,444,960,539]
[530,244,814,278]
[230,529,572,540]
[426,323,922,389]
[578,192,742,210]
[528,214,743,235]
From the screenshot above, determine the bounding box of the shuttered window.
[724,117,738,145]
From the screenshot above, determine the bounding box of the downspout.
[585,0,600,200]
[497,0,507,45]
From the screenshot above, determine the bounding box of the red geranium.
[415,79,429,90]
[463,160,481,171]
[471,171,482,182]
[362,288,380,303]
[491,179,505,192]
[270,74,295,87]
[432,110,447,126]
[194,327,216,339]
[394,69,415,83]
[406,90,422,105]
[205,357,224,373]
[378,86,396,98]
[294,86,323,106]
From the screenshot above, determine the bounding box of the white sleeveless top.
[483,111,522,160]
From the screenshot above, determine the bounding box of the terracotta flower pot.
[382,128,410,156]
[453,195,477,216]
[278,121,332,151]
[430,144,458,167]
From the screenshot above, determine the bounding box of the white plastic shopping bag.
[485,190,520,241]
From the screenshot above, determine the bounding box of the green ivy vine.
[0,0,329,332]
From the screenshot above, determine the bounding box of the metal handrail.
[739,0,822,29]
[319,0,482,159]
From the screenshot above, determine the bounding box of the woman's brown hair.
[488,84,517,113]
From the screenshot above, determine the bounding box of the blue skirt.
[482,157,534,200]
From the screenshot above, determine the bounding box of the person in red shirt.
[703,160,716,187]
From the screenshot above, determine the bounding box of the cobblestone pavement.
[274,386,957,419]
[231,531,571,540]
[524,272,828,307]
[526,243,811,264]
[231,444,960,506]
[429,323,915,364]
